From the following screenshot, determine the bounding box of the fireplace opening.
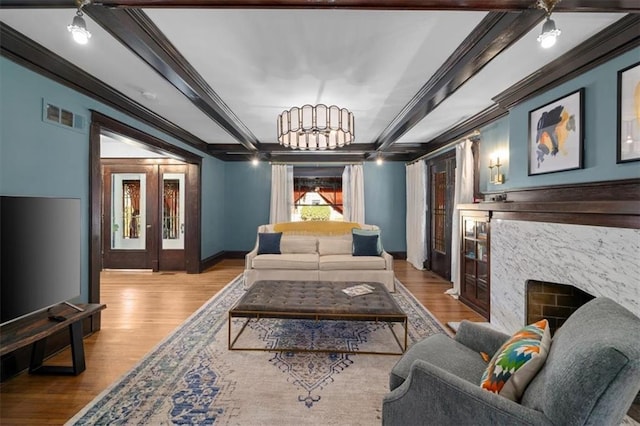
[526,280,595,336]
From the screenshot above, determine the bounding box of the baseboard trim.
[388,251,407,260]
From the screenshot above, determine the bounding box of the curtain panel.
[269,164,293,224]
[342,164,364,224]
[447,139,475,297]
[406,160,427,270]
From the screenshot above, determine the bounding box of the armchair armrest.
[382,360,551,426]
[454,320,510,357]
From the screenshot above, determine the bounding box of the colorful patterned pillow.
[480,319,551,401]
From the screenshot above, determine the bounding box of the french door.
[428,152,456,281]
[102,163,187,271]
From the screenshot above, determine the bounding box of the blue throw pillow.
[352,233,380,256]
[257,232,282,255]
[352,228,383,255]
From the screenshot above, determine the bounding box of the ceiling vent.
[42,99,85,132]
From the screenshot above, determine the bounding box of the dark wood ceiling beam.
[373,10,543,152]
[3,1,637,12]
[86,6,261,151]
[0,23,211,154]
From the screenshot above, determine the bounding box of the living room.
[1,2,639,424]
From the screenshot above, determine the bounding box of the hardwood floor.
[0,259,484,425]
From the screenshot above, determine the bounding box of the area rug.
[67,276,448,426]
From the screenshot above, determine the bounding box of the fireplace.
[526,280,594,336]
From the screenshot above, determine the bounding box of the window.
[292,170,343,222]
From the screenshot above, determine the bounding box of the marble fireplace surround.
[460,179,640,334]
[491,219,640,332]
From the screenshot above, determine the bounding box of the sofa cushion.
[318,238,352,255]
[319,255,386,270]
[353,233,380,256]
[280,236,317,254]
[480,319,551,402]
[352,228,383,254]
[257,232,282,255]
[252,253,319,270]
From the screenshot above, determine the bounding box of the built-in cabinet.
[460,211,490,319]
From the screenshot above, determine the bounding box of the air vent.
[42,99,86,132]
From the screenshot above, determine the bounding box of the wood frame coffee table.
[228,280,407,355]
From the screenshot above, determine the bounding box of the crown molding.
[0,23,211,154]
[493,14,640,110]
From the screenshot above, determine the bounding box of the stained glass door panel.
[111,173,146,250]
[162,173,185,250]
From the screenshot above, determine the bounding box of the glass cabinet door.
[460,212,490,319]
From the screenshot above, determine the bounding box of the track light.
[537,17,561,48]
[536,0,561,49]
[67,0,92,45]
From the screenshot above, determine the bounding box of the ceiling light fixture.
[536,0,561,49]
[277,104,354,150]
[67,0,92,45]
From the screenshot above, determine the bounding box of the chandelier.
[277,104,354,150]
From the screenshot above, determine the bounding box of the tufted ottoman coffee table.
[228,280,407,355]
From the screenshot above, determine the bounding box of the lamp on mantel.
[67,0,92,45]
[277,104,354,150]
[536,0,562,48]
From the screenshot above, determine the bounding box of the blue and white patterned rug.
[67,276,448,426]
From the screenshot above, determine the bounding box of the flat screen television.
[0,196,82,325]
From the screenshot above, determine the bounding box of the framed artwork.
[528,88,584,176]
[617,62,640,163]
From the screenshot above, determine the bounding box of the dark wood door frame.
[89,111,202,305]
[426,149,456,281]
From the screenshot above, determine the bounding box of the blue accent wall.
[0,57,227,301]
[223,162,271,251]
[221,162,408,252]
[201,155,226,257]
[479,47,640,193]
[364,162,406,251]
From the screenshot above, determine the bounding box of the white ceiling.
[0,7,628,157]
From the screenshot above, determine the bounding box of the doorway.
[427,151,456,281]
[102,162,188,271]
[89,112,202,305]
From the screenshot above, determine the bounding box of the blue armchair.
[382,297,640,426]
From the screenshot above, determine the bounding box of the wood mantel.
[459,179,640,229]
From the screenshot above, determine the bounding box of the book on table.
[342,284,375,297]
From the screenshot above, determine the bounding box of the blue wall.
[201,155,226,256]
[0,57,226,301]
[221,161,408,251]
[363,162,406,251]
[223,161,272,251]
[479,47,640,193]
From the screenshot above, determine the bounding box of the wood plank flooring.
[0,259,484,425]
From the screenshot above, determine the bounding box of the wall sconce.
[488,155,504,184]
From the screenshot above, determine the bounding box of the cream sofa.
[244,221,395,292]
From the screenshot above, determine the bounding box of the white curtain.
[269,164,293,224]
[342,164,365,224]
[406,160,427,270]
[447,139,475,298]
